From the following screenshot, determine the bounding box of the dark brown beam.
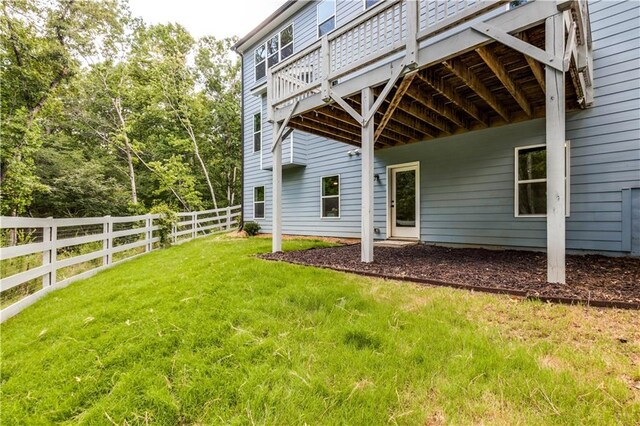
[375,72,416,142]
[299,111,397,147]
[475,45,532,116]
[346,97,433,141]
[405,83,467,129]
[289,118,359,146]
[370,87,447,135]
[442,58,511,122]
[520,32,546,95]
[392,96,453,134]
[418,71,488,127]
[319,106,405,145]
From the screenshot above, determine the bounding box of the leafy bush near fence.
[150,204,178,247]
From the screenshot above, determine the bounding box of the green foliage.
[243,221,261,236]
[1,0,126,216]
[149,204,177,247]
[1,0,242,218]
[1,237,639,424]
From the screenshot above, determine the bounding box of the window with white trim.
[317,0,336,37]
[254,186,265,219]
[515,143,570,217]
[254,24,294,81]
[321,175,340,218]
[253,112,261,152]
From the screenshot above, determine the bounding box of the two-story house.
[232,0,640,285]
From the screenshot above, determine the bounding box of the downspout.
[239,51,245,230]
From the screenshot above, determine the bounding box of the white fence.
[0,206,241,323]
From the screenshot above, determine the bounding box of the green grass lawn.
[1,236,639,424]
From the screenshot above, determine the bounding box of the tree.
[195,36,242,207]
[1,0,125,215]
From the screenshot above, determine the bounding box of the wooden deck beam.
[520,32,546,94]
[392,96,453,134]
[405,83,467,129]
[347,97,433,141]
[289,118,359,146]
[418,71,488,127]
[443,58,511,122]
[305,110,398,146]
[475,45,532,117]
[374,72,416,142]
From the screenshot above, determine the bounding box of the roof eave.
[232,0,305,53]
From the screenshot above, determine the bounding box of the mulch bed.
[261,243,640,308]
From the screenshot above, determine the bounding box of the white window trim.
[514,142,570,218]
[317,0,337,38]
[253,22,294,82]
[320,174,341,219]
[253,112,262,153]
[253,186,265,219]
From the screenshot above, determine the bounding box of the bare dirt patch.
[262,243,640,306]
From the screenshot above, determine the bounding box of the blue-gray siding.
[242,0,640,254]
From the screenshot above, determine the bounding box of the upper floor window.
[253,112,262,152]
[364,0,381,9]
[317,0,336,37]
[254,24,294,82]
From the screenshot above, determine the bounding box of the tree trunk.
[186,126,218,210]
[113,98,138,205]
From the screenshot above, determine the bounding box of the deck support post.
[361,87,375,263]
[545,13,566,284]
[272,120,283,253]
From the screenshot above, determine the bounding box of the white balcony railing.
[269,0,509,113]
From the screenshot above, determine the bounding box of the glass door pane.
[394,170,416,227]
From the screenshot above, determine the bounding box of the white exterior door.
[389,163,420,239]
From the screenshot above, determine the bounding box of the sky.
[128,0,288,41]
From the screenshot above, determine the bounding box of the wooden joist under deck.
[283,23,583,148]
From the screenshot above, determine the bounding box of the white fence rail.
[0,205,241,322]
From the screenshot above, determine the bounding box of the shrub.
[150,204,178,247]
[243,221,261,236]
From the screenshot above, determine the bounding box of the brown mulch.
[261,243,640,307]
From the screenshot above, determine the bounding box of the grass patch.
[1,236,639,424]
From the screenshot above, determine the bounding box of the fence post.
[172,222,177,244]
[145,215,152,252]
[226,206,232,230]
[103,215,112,266]
[42,217,55,288]
[192,212,197,239]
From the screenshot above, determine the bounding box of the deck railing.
[0,206,241,322]
[269,0,508,112]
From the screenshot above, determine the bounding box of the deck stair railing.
[268,0,509,115]
[0,205,241,322]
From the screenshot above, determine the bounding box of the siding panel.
[241,0,640,254]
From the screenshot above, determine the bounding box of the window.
[254,24,294,81]
[321,175,340,218]
[254,186,265,219]
[364,0,381,9]
[508,0,529,9]
[253,113,261,152]
[515,143,570,217]
[317,0,336,37]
